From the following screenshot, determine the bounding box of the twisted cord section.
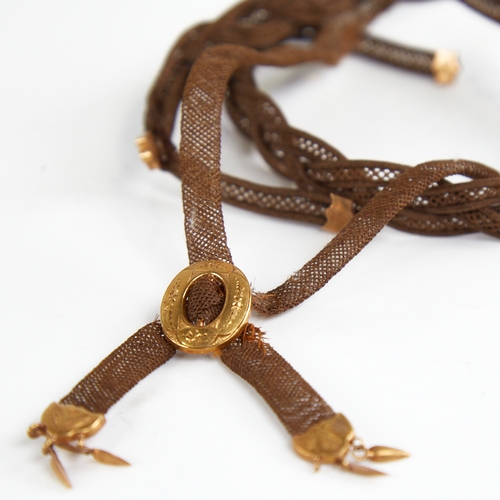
[254,160,500,314]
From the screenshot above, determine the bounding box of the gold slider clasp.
[160,260,252,355]
[292,413,409,476]
[135,132,161,169]
[431,49,460,84]
[27,403,129,488]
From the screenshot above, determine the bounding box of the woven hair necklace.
[27,0,500,488]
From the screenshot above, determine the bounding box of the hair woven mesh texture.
[221,338,335,435]
[462,0,500,21]
[255,160,499,313]
[55,0,500,429]
[225,70,500,238]
[177,37,500,314]
[147,0,500,240]
[355,35,434,73]
[60,322,175,414]
[185,275,226,325]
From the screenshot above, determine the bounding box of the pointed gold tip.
[431,49,460,85]
[48,448,72,488]
[367,446,410,463]
[91,449,130,466]
[343,462,386,476]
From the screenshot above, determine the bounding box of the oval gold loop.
[160,261,252,354]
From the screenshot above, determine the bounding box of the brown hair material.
[60,322,175,414]
[147,0,500,241]
[35,0,500,475]
[221,337,336,436]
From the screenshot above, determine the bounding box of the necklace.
[17,0,498,496]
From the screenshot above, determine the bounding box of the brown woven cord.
[224,70,500,237]
[254,160,500,314]
[177,38,500,313]
[60,322,175,414]
[178,0,401,265]
[462,0,500,22]
[354,34,434,74]
[221,336,335,436]
[147,0,500,240]
[185,275,226,325]
[41,0,499,467]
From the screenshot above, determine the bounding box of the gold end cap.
[29,403,129,488]
[292,413,354,465]
[40,402,105,440]
[135,132,161,169]
[292,413,409,475]
[431,49,460,85]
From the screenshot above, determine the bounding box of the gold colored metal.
[431,49,460,84]
[367,446,410,462]
[135,132,161,169]
[47,446,72,488]
[160,260,252,355]
[28,403,129,488]
[292,413,408,475]
[322,193,354,233]
[292,413,354,465]
[351,438,369,461]
[341,461,386,476]
[41,402,105,442]
[91,449,130,466]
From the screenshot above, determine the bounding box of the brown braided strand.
[221,175,332,225]
[176,29,500,313]
[56,0,500,418]
[147,0,500,240]
[462,0,500,22]
[225,71,500,237]
[355,34,434,74]
[221,336,335,436]
[255,160,499,314]
[60,322,175,414]
[179,0,398,267]
[39,0,499,466]
[180,47,240,265]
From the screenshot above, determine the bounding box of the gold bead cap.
[431,49,460,85]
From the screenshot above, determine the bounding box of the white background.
[1,1,499,499]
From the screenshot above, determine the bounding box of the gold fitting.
[28,403,129,488]
[292,413,409,475]
[366,445,410,462]
[160,261,252,355]
[40,402,105,441]
[135,132,161,169]
[322,194,354,234]
[292,413,354,465]
[431,49,460,85]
